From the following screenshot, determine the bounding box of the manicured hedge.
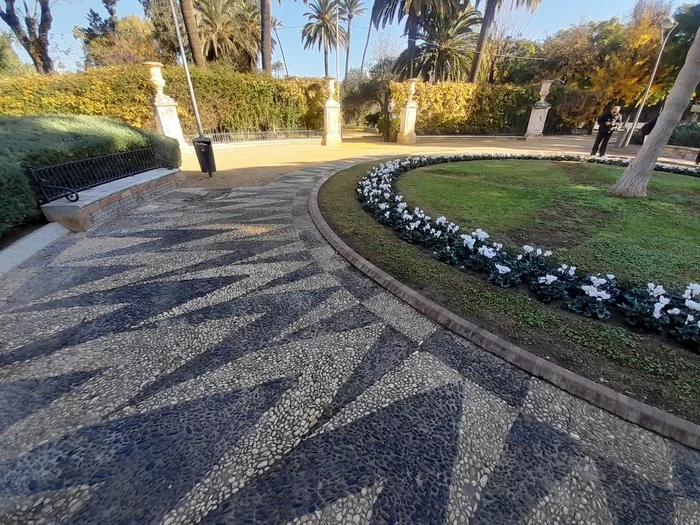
[0,115,180,237]
[390,81,539,135]
[670,122,700,148]
[0,65,328,134]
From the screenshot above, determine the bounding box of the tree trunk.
[469,0,496,83]
[360,23,371,74]
[179,0,205,66]
[324,39,329,77]
[406,8,418,78]
[260,0,272,74]
[344,15,352,81]
[609,28,700,197]
[273,26,289,76]
[0,0,54,73]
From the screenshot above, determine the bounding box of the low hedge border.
[356,153,700,351]
[309,161,700,450]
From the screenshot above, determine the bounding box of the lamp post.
[621,17,678,147]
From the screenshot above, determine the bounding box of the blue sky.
[10,0,681,75]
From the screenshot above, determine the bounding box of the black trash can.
[192,135,216,177]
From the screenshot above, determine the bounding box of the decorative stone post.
[524,80,555,140]
[397,78,418,145]
[322,77,342,146]
[143,62,188,150]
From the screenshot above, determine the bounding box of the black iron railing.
[183,129,321,144]
[29,148,158,203]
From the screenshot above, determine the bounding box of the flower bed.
[357,153,700,350]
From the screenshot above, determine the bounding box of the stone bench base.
[41,168,183,232]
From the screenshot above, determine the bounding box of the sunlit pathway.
[0,159,698,524]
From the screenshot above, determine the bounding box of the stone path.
[0,161,699,524]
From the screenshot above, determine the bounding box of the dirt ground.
[180,130,697,189]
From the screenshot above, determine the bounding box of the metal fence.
[183,129,321,144]
[29,148,158,203]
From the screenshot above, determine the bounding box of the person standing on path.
[590,106,623,158]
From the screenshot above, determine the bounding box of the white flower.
[582,285,611,301]
[395,195,403,202]
[384,211,390,218]
[560,264,569,270]
[383,192,390,199]
[606,274,615,280]
[544,251,553,257]
[378,203,388,210]
[522,245,534,254]
[683,283,700,299]
[517,254,523,261]
[434,230,442,238]
[647,283,666,297]
[436,216,447,225]
[460,235,476,250]
[536,248,543,256]
[495,264,511,274]
[544,274,558,284]
[473,229,490,241]
[686,315,696,325]
[478,246,497,259]
[569,266,577,276]
[685,299,700,312]
[668,308,680,315]
[590,276,607,287]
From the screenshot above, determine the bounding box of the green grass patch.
[397,160,700,288]
[319,160,700,423]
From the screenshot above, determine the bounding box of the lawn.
[396,160,700,288]
[318,159,700,423]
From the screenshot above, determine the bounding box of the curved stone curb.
[308,161,700,451]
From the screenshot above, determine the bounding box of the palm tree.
[260,0,273,73]
[340,0,366,80]
[272,59,285,76]
[180,0,206,66]
[272,16,289,76]
[301,0,348,76]
[370,0,457,78]
[468,0,540,82]
[359,23,371,74]
[196,0,260,70]
[610,27,700,197]
[393,7,480,82]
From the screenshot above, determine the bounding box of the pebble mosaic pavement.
[1,160,699,525]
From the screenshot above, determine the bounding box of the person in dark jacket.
[590,106,622,158]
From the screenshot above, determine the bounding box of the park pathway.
[0,159,698,524]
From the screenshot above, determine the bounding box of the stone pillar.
[397,78,418,145]
[322,77,342,146]
[524,80,554,140]
[143,62,188,150]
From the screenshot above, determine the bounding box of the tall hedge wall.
[390,81,539,135]
[0,65,328,134]
[0,115,180,237]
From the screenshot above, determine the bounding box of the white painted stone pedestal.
[525,80,555,140]
[397,79,418,145]
[322,77,342,146]
[144,62,188,150]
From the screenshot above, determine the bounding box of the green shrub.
[390,81,538,136]
[0,66,327,134]
[545,86,603,134]
[670,122,700,147]
[0,115,180,237]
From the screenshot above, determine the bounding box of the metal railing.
[183,129,321,144]
[29,148,158,203]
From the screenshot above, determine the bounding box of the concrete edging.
[307,161,700,451]
[0,223,69,278]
